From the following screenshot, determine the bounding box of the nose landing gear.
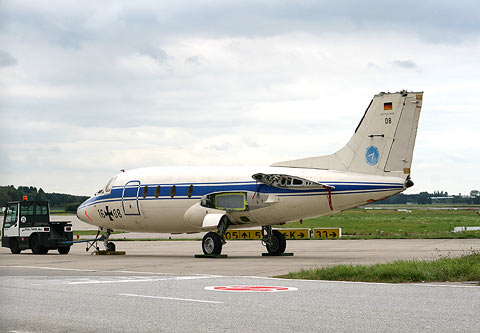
[85,228,117,253]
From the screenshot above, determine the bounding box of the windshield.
[4,204,18,228]
[105,176,117,193]
[95,176,117,196]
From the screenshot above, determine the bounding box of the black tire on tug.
[266,230,287,255]
[202,232,223,255]
[106,242,116,252]
[9,238,21,254]
[58,246,71,254]
[30,234,48,254]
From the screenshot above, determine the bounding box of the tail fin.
[272,90,423,179]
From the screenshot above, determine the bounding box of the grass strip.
[278,253,480,283]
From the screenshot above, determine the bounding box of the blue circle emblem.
[365,146,379,166]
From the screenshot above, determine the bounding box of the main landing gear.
[262,225,286,255]
[200,218,288,256]
[201,216,229,255]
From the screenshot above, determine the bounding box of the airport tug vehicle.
[1,197,73,254]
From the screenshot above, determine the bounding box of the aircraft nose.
[76,206,84,221]
[76,205,87,222]
[77,199,93,224]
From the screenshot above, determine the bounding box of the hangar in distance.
[78,90,423,255]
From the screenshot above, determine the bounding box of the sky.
[0,0,479,196]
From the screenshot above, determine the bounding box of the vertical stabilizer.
[272,91,423,179]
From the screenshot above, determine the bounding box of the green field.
[279,253,480,283]
[277,207,480,239]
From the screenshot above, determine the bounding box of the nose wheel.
[102,229,116,252]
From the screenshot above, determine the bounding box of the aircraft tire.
[266,230,286,255]
[9,239,21,254]
[58,246,71,254]
[202,232,223,255]
[30,234,48,254]
[106,242,116,252]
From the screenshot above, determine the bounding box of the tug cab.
[1,197,73,254]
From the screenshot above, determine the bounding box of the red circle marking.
[205,285,297,292]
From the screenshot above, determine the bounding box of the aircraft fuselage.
[78,166,405,233]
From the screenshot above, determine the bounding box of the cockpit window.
[104,176,117,193]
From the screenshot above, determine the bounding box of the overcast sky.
[0,0,479,196]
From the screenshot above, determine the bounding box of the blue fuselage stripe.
[79,181,403,209]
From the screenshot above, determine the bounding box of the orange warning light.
[23,196,28,201]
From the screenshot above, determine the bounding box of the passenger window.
[142,185,148,198]
[187,185,194,198]
[170,185,176,198]
[154,186,161,198]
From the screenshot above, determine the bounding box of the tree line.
[375,190,480,205]
[0,186,89,212]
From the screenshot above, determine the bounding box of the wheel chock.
[194,254,228,258]
[261,253,294,256]
[94,250,126,255]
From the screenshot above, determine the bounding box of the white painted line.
[0,265,98,273]
[69,278,165,285]
[66,275,218,285]
[119,293,224,304]
[0,265,166,275]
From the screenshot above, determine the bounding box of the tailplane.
[272,90,423,180]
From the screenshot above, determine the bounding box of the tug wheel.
[30,234,48,254]
[9,239,21,254]
[58,246,71,254]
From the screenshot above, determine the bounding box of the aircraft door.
[3,203,19,237]
[122,181,141,215]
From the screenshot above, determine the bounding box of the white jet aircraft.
[78,90,423,255]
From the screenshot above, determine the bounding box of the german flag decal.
[384,102,393,110]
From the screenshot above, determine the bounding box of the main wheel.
[266,230,286,255]
[106,242,116,252]
[202,232,223,255]
[58,246,71,254]
[30,234,48,254]
[9,239,21,254]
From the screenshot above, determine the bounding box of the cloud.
[0,50,17,66]
[0,1,479,195]
[392,59,417,70]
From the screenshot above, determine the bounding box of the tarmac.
[1,238,479,332]
[1,239,478,276]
